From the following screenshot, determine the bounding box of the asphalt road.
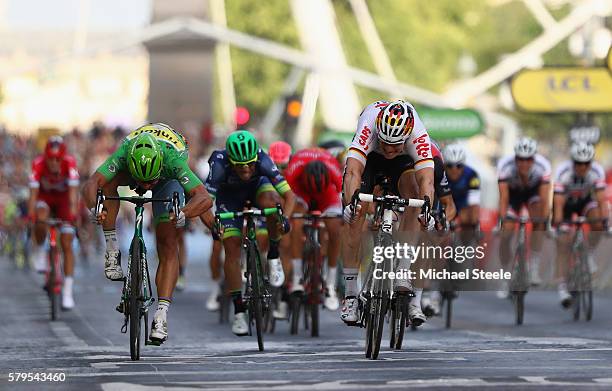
[2,231,612,390]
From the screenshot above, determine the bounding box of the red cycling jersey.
[29,155,79,193]
[29,155,79,222]
[285,148,342,212]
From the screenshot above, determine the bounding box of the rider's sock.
[327,266,337,287]
[64,276,74,294]
[343,268,359,298]
[292,258,303,282]
[231,290,246,314]
[410,289,423,307]
[103,229,119,252]
[156,297,171,316]
[267,239,280,260]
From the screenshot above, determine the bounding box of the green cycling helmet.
[226,130,259,164]
[127,132,163,182]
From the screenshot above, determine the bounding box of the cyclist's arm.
[82,172,109,209]
[342,157,364,206]
[538,181,551,216]
[595,188,609,222]
[68,185,78,221]
[441,195,456,222]
[27,187,38,221]
[552,193,565,225]
[282,189,296,218]
[498,181,509,219]
[415,167,434,206]
[183,184,213,221]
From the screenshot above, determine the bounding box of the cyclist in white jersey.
[341,100,435,326]
[497,137,551,295]
[552,142,609,307]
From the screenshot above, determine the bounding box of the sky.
[2,0,151,31]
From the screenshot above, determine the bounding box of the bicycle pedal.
[115,302,125,313]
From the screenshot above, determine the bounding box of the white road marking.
[49,321,88,348]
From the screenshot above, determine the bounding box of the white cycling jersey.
[346,101,434,171]
[497,153,551,191]
[553,160,606,200]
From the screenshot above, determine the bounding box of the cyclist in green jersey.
[82,123,214,344]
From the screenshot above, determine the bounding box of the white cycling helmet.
[443,144,466,165]
[514,136,537,158]
[375,101,415,145]
[570,142,594,163]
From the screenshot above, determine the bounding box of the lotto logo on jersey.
[358,126,371,149]
[412,135,430,158]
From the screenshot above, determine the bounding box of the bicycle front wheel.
[129,241,143,361]
[48,246,61,321]
[247,241,265,351]
[366,297,388,360]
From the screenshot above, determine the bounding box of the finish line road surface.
[2,232,612,390]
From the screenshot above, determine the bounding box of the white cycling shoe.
[268,258,285,288]
[340,297,359,324]
[62,293,75,310]
[324,284,339,311]
[558,285,572,309]
[104,250,124,281]
[273,301,289,320]
[408,304,427,326]
[150,311,168,343]
[232,312,249,336]
[206,283,221,312]
[496,281,510,299]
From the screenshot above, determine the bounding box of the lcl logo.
[547,75,595,92]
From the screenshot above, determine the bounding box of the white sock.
[103,229,118,252]
[410,288,423,307]
[64,276,74,295]
[558,282,567,292]
[327,266,337,286]
[292,258,303,282]
[343,268,359,297]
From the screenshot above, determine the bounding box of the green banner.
[316,108,484,144]
[417,108,484,139]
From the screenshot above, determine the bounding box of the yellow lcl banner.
[511,67,612,112]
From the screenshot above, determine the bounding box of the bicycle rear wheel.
[444,293,453,329]
[585,291,593,321]
[129,241,143,361]
[389,297,406,350]
[514,292,525,325]
[289,292,301,335]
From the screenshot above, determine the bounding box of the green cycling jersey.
[96,126,202,192]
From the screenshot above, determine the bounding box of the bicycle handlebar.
[358,193,426,208]
[291,212,343,219]
[216,206,281,220]
[95,189,180,219]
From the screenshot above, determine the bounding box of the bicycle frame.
[216,204,282,351]
[42,219,64,321]
[123,204,154,323]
